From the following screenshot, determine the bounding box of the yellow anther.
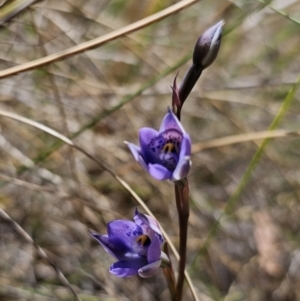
[162,143,176,153]
[136,235,150,246]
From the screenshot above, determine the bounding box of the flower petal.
[125,142,148,171]
[172,156,191,181]
[139,128,161,164]
[108,220,143,252]
[147,234,162,263]
[138,259,162,278]
[171,134,192,180]
[134,209,163,243]
[110,257,148,277]
[179,134,192,159]
[159,108,185,134]
[90,233,119,259]
[139,128,158,147]
[148,163,172,180]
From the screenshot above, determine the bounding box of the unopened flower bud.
[178,21,224,105]
[193,20,223,69]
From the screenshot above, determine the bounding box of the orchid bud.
[178,21,223,105]
[193,20,223,69]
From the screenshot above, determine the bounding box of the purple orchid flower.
[90,209,164,278]
[125,108,192,181]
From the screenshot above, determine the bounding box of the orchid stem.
[174,179,190,301]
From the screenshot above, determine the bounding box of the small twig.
[0,208,81,301]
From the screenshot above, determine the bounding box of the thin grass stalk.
[162,243,176,300]
[192,129,300,153]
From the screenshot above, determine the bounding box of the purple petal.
[148,163,172,181]
[179,134,192,159]
[147,234,161,263]
[172,156,191,181]
[139,128,158,147]
[107,220,143,252]
[139,128,161,164]
[126,142,148,171]
[110,257,148,277]
[159,108,185,134]
[133,209,152,236]
[171,134,192,180]
[138,259,161,278]
[90,233,119,259]
[134,209,163,243]
[125,142,141,161]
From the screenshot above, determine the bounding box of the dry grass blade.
[0,0,200,79]
[0,208,82,301]
[0,109,200,301]
[0,109,74,145]
[0,0,38,25]
[192,129,300,153]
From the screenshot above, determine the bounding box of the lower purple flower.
[125,108,192,181]
[90,209,164,278]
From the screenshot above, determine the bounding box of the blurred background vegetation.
[1,0,300,300]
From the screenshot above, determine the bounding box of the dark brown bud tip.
[193,20,224,69]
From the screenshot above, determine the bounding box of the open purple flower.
[125,108,192,181]
[90,209,164,278]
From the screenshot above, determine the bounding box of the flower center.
[148,129,182,170]
[132,234,151,257]
[162,142,178,154]
[136,234,151,247]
